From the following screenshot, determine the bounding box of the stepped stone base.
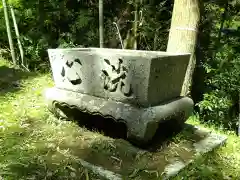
[45,87,194,143]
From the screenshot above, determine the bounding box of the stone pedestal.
[45,87,194,143]
[45,48,194,143]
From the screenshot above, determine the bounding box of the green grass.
[0,59,240,180]
[0,60,102,180]
[173,116,240,180]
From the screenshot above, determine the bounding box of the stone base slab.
[45,87,194,143]
[161,125,227,179]
[62,125,227,180]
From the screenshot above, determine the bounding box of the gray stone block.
[46,48,193,143]
[48,48,190,107]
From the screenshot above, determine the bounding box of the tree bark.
[133,0,139,50]
[99,0,104,48]
[2,0,16,65]
[167,0,201,96]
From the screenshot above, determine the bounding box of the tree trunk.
[133,0,139,50]
[10,6,28,71]
[99,0,104,48]
[2,0,16,65]
[167,0,201,96]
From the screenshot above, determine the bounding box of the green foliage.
[0,0,172,70]
[138,0,172,50]
[0,0,102,70]
[196,92,232,125]
[193,1,240,130]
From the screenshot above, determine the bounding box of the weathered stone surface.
[45,87,194,142]
[48,48,190,107]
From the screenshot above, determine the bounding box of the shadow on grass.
[49,106,226,179]
[1,112,228,179]
[56,105,185,150]
[0,116,104,180]
[43,105,231,179]
[0,65,36,96]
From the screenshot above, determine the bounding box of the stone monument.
[45,48,194,143]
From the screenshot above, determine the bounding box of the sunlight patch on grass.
[0,61,103,179]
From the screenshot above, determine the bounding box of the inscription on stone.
[102,58,132,97]
[61,58,82,85]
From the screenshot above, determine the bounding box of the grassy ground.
[0,59,240,180]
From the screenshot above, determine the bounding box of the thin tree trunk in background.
[167,0,201,96]
[99,0,104,48]
[10,6,28,71]
[133,0,138,50]
[2,0,16,65]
